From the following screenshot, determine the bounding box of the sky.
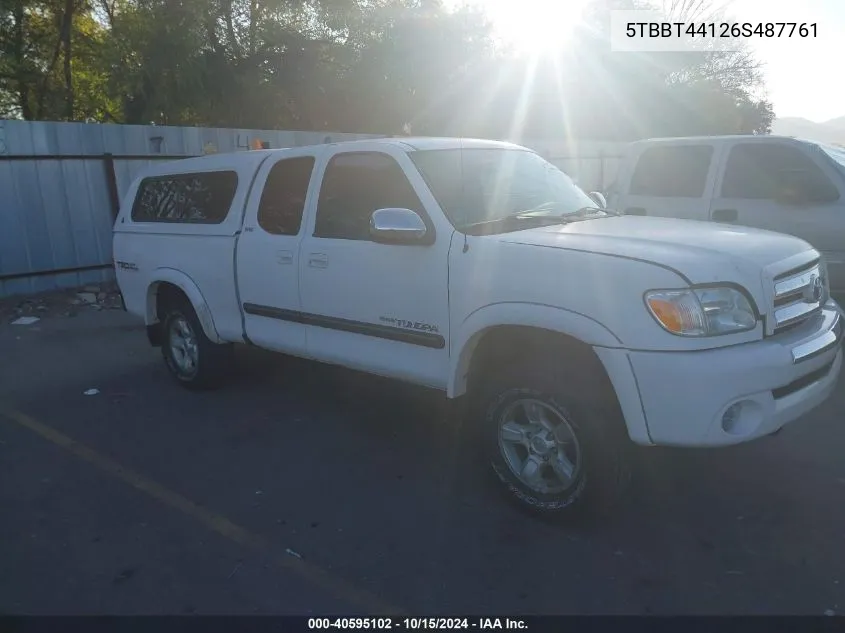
[446,0,844,123]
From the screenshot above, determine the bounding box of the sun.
[457,0,591,54]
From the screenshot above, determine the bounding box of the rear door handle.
[624,207,647,216]
[712,208,738,223]
[276,250,293,265]
[308,253,328,268]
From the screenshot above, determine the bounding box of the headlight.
[645,286,758,337]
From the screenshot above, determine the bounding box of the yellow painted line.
[0,406,404,616]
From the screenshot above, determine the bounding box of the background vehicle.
[608,135,845,293]
[113,138,843,519]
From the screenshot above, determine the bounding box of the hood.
[498,215,815,285]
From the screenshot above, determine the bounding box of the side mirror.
[369,208,428,244]
[589,191,607,209]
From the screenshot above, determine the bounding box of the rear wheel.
[160,299,232,390]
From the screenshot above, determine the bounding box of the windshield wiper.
[571,205,621,217]
[461,213,568,235]
[520,202,620,218]
[461,204,620,236]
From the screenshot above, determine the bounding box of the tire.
[478,354,631,518]
[160,297,232,390]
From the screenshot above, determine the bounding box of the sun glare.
[463,0,591,54]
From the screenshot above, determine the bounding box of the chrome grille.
[771,261,828,334]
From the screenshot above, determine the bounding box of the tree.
[0,0,774,139]
[390,0,775,140]
[1,0,113,120]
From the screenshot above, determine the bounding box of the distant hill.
[823,116,845,130]
[772,116,845,146]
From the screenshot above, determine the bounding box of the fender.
[145,268,222,343]
[448,302,624,399]
[448,302,653,445]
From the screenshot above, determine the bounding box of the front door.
[236,150,319,354]
[298,147,452,389]
[709,140,845,291]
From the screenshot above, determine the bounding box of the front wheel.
[480,361,631,517]
[161,299,232,390]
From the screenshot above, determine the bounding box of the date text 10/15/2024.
[308,618,527,630]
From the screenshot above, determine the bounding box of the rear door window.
[629,145,713,198]
[257,157,315,235]
[720,143,839,203]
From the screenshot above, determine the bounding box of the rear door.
[709,140,845,291]
[615,142,721,220]
[236,148,321,354]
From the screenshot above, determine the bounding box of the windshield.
[410,148,597,230]
[819,143,845,170]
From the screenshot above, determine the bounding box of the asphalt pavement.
[1,306,844,615]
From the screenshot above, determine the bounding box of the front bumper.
[609,301,842,447]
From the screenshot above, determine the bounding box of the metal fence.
[0,120,380,298]
[0,152,194,292]
[0,120,627,299]
[545,152,622,193]
[526,140,625,193]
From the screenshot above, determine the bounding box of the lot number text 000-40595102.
[306,618,528,630]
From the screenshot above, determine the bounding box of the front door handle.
[712,208,738,223]
[308,253,328,269]
[624,207,647,216]
[276,250,293,265]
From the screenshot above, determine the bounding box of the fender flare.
[447,302,623,399]
[145,268,222,343]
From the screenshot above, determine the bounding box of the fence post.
[103,152,121,220]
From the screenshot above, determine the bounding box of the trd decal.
[115,260,139,271]
[379,316,440,334]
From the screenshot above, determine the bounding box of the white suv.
[609,134,845,292]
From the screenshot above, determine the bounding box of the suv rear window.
[629,145,713,198]
[131,171,239,224]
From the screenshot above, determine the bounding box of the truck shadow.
[228,344,844,533]
[9,334,841,614]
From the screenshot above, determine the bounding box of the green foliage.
[0,0,774,138]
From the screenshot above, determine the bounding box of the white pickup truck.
[113,137,843,517]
